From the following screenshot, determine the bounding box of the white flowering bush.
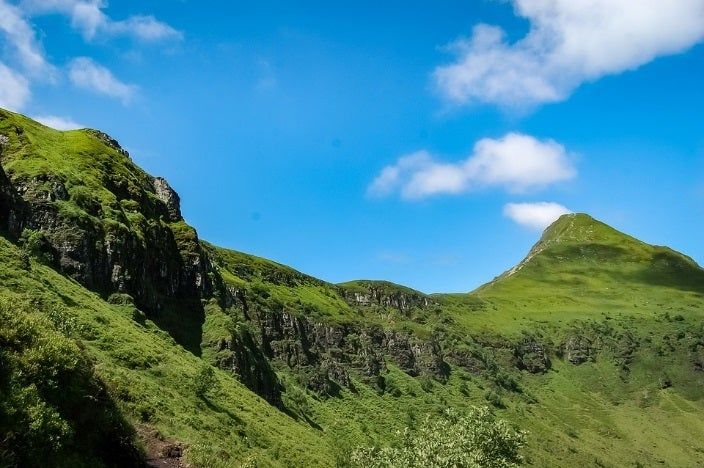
[351,406,526,468]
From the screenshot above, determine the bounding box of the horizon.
[0,1,702,293]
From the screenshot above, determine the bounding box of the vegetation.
[351,407,525,468]
[2,111,704,467]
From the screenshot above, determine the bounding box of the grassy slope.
[2,109,704,467]
[205,215,704,467]
[461,213,704,333]
[0,235,333,467]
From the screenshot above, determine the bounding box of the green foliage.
[350,407,525,468]
[19,228,54,265]
[0,298,138,467]
[4,111,704,467]
[194,365,218,399]
[484,390,504,409]
[283,384,310,418]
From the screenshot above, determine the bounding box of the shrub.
[194,365,218,399]
[0,299,139,466]
[485,390,505,408]
[351,406,525,468]
[283,385,310,417]
[70,185,101,214]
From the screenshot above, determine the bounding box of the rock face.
[153,177,182,222]
[0,158,25,237]
[341,281,433,314]
[223,294,449,397]
[2,130,214,352]
[513,336,551,373]
[216,326,283,406]
[562,335,595,365]
[85,129,130,157]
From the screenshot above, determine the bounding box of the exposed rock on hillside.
[340,280,433,313]
[562,335,596,365]
[85,129,130,157]
[0,118,214,351]
[153,177,182,222]
[0,158,25,236]
[513,336,551,373]
[221,294,449,396]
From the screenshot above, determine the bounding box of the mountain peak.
[489,212,704,294]
[539,213,632,245]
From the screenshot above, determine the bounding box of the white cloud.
[68,57,136,103]
[0,0,53,77]
[0,62,30,110]
[110,15,182,42]
[369,133,575,200]
[20,0,182,42]
[434,0,704,108]
[33,114,85,130]
[504,202,572,230]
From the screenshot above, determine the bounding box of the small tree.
[351,406,525,468]
[283,385,309,417]
[194,365,217,399]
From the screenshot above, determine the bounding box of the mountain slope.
[2,111,704,467]
[433,213,704,334]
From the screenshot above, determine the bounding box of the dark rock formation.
[153,177,182,222]
[85,129,130,157]
[0,157,25,237]
[446,347,488,375]
[216,326,282,406]
[5,159,212,352]
[562,335,595,365]
[341,282,432,314]
[223,294,449,397]
[513,336,551,373]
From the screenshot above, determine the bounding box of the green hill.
[2,110,704,467]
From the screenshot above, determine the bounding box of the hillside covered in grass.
[2,110,704,467]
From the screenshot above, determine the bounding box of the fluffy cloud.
[0,62,30,110]
[503,202,572,230]
[33,114,85,130]
[68,57,136,103]
[369,133,575,200]
[0,0,53,76]
[20,0,182,42]
[0,0,176,111]
[434,0,704,108]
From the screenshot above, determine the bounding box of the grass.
[0,235,333,467]
[3,111,704,466]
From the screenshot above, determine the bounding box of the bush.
[70,186,101,215]
[351,406,525,468]
[484,390,505,408]
[0,299,139,466]
[194,365,218,399]
[283,385,310,417]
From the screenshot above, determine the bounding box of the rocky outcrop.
[223,297,449,396]
[513,336,551,373]
[562,335,595,365]
[85,129,130,157]
[0,156,25,237]
[153,177,182,222]
[3,144,213,351]
[341,282,433,313]
[216,326,282,406]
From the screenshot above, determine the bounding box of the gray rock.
[153,177,182,222]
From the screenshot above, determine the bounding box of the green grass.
[4,110,704,467]
[0,235,334,467]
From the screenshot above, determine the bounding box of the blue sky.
[1,0,703,292]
